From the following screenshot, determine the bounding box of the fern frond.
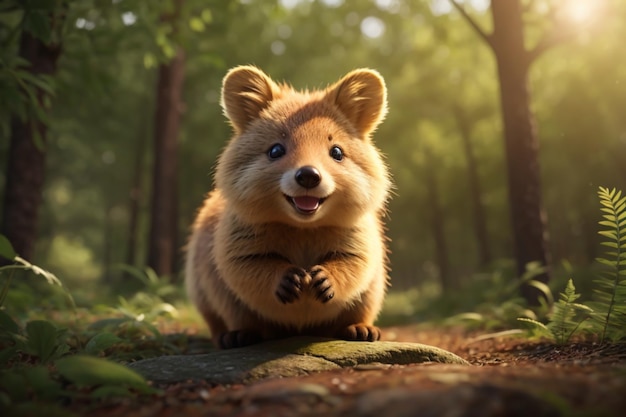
[589,187,626,342]
[547,279,590,344]
[517,317,549,331]
[517,317,552,340]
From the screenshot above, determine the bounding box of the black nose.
[295,166,321,189]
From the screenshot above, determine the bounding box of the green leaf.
[55,355,150,389]
[0,234,16,259]
[517,317,549,331]
[526,279,554,305]
[598,230,617,240]
[596,257,615,267]
[23,366,63,400]
[0,310,20,334]
[601,242,618,249]
[25,320,64,364]
[85,332,123,355]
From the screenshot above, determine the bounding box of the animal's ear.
[221,66,278,133]
[326,69,387,138]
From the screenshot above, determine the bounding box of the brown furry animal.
[185,66,391,349]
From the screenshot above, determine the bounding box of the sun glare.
[561,0,601,24]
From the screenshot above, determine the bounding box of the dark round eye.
[268,143,286,159]
[330,145,343,161]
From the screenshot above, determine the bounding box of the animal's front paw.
[338,324,381,342]
[309,265,335,303]
[276,266,308,304]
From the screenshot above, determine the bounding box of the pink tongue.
[293,196,320,211]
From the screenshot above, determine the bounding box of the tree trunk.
[146,33,185,278]
[454,107,492,267]
[491,0,551,304]
[1,31,61,262]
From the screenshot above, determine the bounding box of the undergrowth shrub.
[0,235,170,414]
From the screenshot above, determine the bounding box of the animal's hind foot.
[216,330,262,349]
[337,324,381,342]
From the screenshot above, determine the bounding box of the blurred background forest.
[1,0,625,314]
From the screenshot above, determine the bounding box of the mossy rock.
[129,337,468,385]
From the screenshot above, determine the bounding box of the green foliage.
[0,312,159,412]
[55,355,157,397]
[0,234,16,258]
[0,313,69,366]
[0,0,62,141]
[441,262,551,330]
[518,279,592,344]
[586,187,626,342]
[114,264,181,300]
[0,235,168,412]
[517,187,626,344]
[24,320,70,364]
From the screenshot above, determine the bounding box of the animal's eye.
[268,143,286,159]
[330,145,343,161]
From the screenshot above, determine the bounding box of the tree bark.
[146,5,186,278]
[1,31,61,262]
[491,0,551,304]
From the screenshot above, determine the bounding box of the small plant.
[587,187,626,342]
[113,264,181,301]
[86,267,184,361]
[518,279,591,344]
[0,235,74,309]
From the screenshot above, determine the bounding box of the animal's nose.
[295,166,321,189]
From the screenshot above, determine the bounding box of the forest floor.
[73,324,626,417]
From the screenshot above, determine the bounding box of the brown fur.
[185,66,391,349]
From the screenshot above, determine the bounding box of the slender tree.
[1,12,63,262]
[450,0,560,303]
[147,0,186,278]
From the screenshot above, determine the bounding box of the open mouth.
[285,195,327,215]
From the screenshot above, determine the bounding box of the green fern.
[547,279,591,344]
[587,187,626,342]
[518,279,591,344]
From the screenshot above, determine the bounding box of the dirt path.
[83,325,626,417]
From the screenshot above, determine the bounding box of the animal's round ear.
[221,66,278,134]
[326,69,388,138]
